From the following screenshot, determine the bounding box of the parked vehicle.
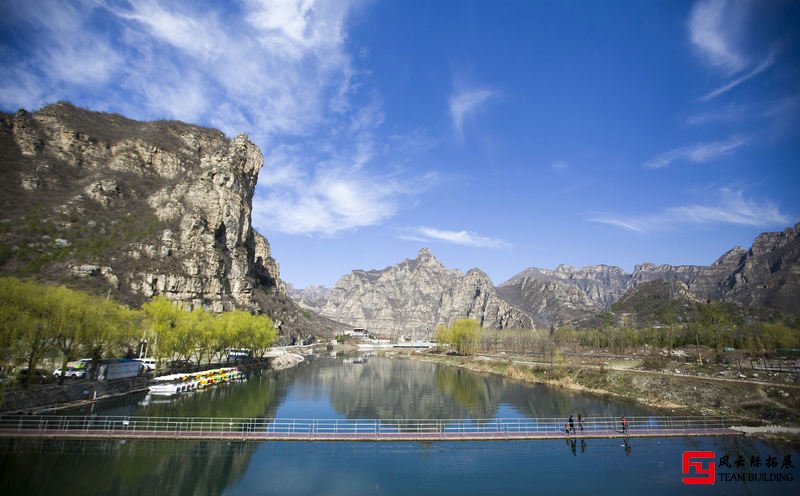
[228,348,250,360]
[53,366,86,379]
[97,359,144,380]
[133,358,156,371]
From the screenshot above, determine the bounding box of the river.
[1,355,798,494]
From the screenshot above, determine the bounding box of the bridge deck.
[0,414,744,442]
[0,427,741,442]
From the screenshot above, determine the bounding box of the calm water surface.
[1,356,798,495]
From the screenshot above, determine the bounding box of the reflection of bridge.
[0,415,744,441]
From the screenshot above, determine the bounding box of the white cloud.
[253,167,406,236]
[400,227,512,249]
[449,88,497,138]
[0,0,359,139]
[252,119,436,236]
[698,52,775,102]
[0,0,122,94]
[642,136,748,169]
[590,189,790,233]
[550,160,569,170]
[688,0,748,73]
[688,1,781,101]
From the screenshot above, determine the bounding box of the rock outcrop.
[499,224,800,324]
[497,265,628,324]
[291,248,534,338]
[722,224,800,313]
[0,102,342,338]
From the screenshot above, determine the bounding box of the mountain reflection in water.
[282,356,655,420]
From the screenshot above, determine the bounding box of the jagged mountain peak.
[417,247,434,259]
[289,249,533,337]
[712,246,747,267]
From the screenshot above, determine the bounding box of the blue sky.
[1,0,798,288]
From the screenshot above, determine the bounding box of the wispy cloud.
[449,88,497,138]
[550,160,569,171]
[688,0,748,74]
[254,170,405,236]
[590,189,790,233]
[253,126,439,236]
[687,96,800,127]
[0,0,440,237]
[399,226,512,249]
[643,136,748,169]
[698,51,776,102]
[0,0,358,139]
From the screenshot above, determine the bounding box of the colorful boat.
[148,367,245,396]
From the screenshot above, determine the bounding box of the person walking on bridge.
[621,416,627,434]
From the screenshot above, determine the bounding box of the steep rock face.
[0,103,339,338]
[497,265,629,324]
[723,224,800,313]
[292,248,533,337]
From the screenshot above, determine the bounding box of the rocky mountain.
[722,224,800,313]
[291,248,534,338]
[0,102,345,339]
[499,224,800,324]
[497,265,629,324]
[286,283,332,310]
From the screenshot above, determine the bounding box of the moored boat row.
[148,367,246,396]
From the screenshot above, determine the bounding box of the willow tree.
[436,319,482,355]
[450,319,481,355]
[79,297,137,379]
[140,295,182,365]
[49,285,91,384]
[1,277,54,383]
[247,314,277,358]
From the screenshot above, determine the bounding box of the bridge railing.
[0,414,730,438]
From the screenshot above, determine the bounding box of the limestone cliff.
[722,224,800,313]
[0,102,342,339]
[291,248,534,337]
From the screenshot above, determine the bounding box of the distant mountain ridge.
[498,224,800,324]
[289,248,534,337]
[292,224,800,330]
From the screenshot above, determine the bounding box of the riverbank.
[398,350,800,428]
[0,355,305,414]
[268,352,305,370]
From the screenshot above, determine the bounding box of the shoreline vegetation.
[394,349,800,434]
[399,318,800,434]
[0,276,280,412]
